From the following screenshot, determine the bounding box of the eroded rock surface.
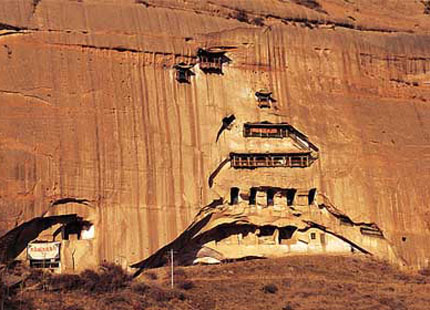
[0,0,430,270]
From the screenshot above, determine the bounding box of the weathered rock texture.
[0,0,430,269]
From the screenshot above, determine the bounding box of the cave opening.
[255,90,275,108]
[174,63,194,83]
[278,226,297,242]
[54,220,93,241]
[267,188,275,206]
[197,48,230,74]
[286,188,297,206]
[258,225,276,237]
[249,187,257,206]
[339,216,354,226]
[230,187,239,205]
[308,188,317,205]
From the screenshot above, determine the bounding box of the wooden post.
[170,249,174,289]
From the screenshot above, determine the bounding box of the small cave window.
[310,232,316,240]
[255,90,275,108]
[230,187,239,205]
[267,188,275,206]
[308,188,317,205]
[174,63,194,83]
[286,188,297,206]
[249,187,257,206]
[55,220,93,241]
[339,216,354,226]
[278,226,297,242]
[258,225,276,237]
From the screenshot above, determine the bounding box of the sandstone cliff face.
[0,0,430,269]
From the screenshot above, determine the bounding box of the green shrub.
[262,283,278,294]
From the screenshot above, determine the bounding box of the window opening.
[278,226,297,242]
[173,63,194,83]
[339,216,354,226]
[54,220,93,241]
[286,188,297,206]
[249,188,257,205]
[258,226,276,237]
[255,89,275,108]
[308,188,317,205]
[310,232,316,240]
[230,187,239,205]
[267,188,275,206]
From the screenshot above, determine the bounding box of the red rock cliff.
[0,0,430,269]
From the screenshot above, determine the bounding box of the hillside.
[3,255,430,310]
[0,0,430,272]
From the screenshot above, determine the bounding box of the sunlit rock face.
[0,0,430,270]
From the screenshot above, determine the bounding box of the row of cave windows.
[217,225,324,246]
[230,188,317,206]
[256,227,322,243]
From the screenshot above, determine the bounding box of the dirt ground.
[4,255,430,310]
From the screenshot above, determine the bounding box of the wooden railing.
[199,57,223,70]
[230,153,313,168]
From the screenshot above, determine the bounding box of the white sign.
[27,242,61,260]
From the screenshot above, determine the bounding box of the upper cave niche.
[197,48,231,74]
[53,219,94,241]
[255,90,276,109]
[173,63,195,84]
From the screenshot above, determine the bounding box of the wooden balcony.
[199,57,223,71]
[243,123,289,138]
[197,48,229,74]
[243,122,320,153]
[230,153,316,168]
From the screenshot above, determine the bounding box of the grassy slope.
[7,255,430,310]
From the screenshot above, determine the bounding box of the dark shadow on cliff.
[0,215,81,264]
